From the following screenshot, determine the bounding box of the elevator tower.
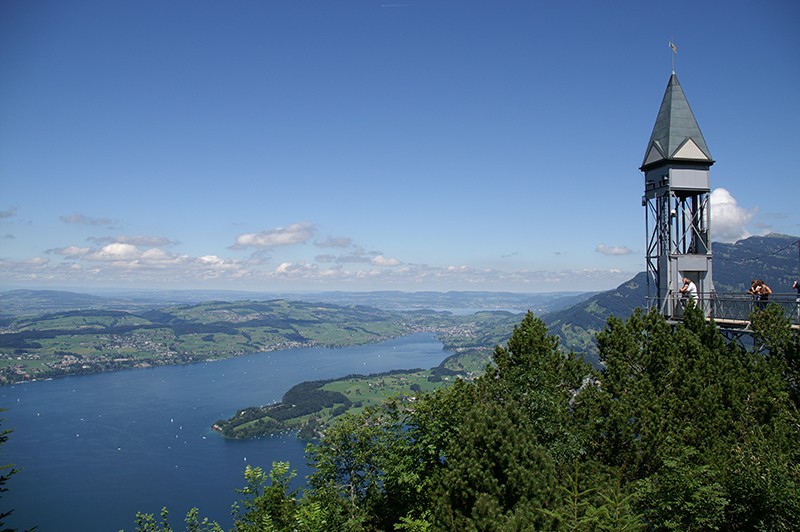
[641,73,714,318]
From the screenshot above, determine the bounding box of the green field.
[1,299,517,384]
[215,347,493,440]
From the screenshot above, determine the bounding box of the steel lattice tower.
[641,73,715,319]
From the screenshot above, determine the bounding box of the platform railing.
[666,293,800,327]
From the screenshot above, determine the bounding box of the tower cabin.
[641,73,714,320]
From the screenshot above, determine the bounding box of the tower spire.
[641,73,713,171]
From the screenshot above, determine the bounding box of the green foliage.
[543,462,644,532]
[231,462,299,531]
[430,399,557,530]
[305,410,391,529]
[130,462,327,532]
[634,444,728,530]
[750,303,800,402]
[134,507,173,532]
[133,305,800,531]
[484,312,591,455]
[133,506,223,532]
[591,304,800,530]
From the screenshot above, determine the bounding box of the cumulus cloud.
[1,220,639,291]
[274,261,318,276]
[60,213,115,226]
[371,255,401,267]
[0,245,638,291]
[140,248,172,261]
[0,206,17,219]
[42,237,246,278]
[232,222,316,249]
[710,188,758,243]
[198,255,225,265]
[595,244,633,256]
[93,243,141,261]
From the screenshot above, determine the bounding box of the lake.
[1,333,452,531]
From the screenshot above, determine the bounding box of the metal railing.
[665,293,800,328]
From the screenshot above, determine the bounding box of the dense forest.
[125,303,799,531]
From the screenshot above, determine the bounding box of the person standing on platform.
[680,277,698,303]
[755,280,772,310]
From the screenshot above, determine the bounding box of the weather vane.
[668,39,678,73]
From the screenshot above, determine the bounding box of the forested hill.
[543,232,800,360]
[713,233,800,292]
[543,272,647,360]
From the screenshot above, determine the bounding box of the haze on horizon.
[1,1,798,293]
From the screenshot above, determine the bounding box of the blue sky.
[1,0,798,293]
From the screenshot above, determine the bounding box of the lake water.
[1,333,451,531]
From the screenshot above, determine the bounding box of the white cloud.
[595,244,633,256]
[371,255,401,267]
[710,188,758,243]
[198,255,224,265]
[232,222,316,249]
[92,243,141,260]
[0,206,17,219]
[274,261,318,276]
[0,221,640,291]
[0,247,637,291]
[275,262,293,274]
[140,248,174,262]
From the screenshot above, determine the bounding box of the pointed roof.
[641,73,713,170]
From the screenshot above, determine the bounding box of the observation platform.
[665,293,800,332]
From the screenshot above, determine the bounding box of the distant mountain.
[0,289,279,317]
[0,288,595,318]
[712,234,800,293]
[275,290,597,315]
[0,289,126,317]
[543,233,800,362]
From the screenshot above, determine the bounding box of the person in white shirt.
[680,277,698,302]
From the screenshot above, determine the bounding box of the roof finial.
[668,39,678,74]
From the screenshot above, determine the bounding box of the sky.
[1,0,798,294]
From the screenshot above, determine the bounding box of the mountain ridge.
[543,233,800,361]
